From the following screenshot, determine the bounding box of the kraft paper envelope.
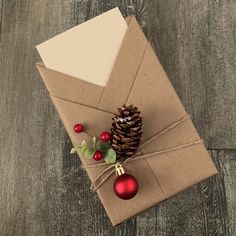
[36,16,217,226]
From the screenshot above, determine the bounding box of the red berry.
[74,123,84,133]
[93,150,103,161]
[100,132,111,142]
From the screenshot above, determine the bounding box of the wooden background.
[0,0,235,235]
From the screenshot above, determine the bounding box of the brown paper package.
[36,16,217,226]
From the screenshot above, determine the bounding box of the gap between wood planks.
[0,0,3,42]
[207,149,236,151]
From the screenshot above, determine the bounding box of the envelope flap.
[98,16,148,113]
[36,62,104,108]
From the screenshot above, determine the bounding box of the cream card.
[36,7,127,87]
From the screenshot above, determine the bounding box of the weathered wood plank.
[215,150,236,236]
[0,0,235,236]
[0,0,2,41]
[138,0,236,149]
[0,1,87,235]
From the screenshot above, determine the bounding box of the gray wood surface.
[0,0,235,235]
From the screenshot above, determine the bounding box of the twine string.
[126,140,202,163]
[91,169,116,191]
[139,115,190,149]
[82,115,202,191]
[90,164,116,190]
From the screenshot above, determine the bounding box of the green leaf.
[70,147,78,154]
[84,148,95,159]
[92,136,97,149]
[81,146,87,155]
[96,140,109,151]
[104,148,117,164]
[92,136,97,144]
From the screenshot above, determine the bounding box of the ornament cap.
[115,163,125,176]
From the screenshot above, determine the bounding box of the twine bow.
[82,115,203,191]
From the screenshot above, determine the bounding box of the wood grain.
[137,0,236,149]
[0,0,235,235]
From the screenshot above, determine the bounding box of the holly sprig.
[70,136,117,164]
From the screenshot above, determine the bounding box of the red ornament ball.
[114,173,138,200]
[74,123,84,133]
[93,150,103,161]
[100,132,111,142]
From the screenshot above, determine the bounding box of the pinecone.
[111,105,143,159]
